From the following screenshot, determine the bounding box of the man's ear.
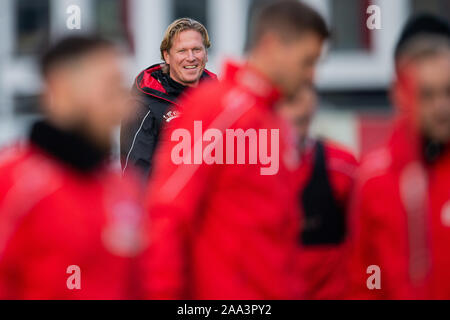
[163,50,170,65]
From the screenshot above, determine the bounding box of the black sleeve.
[120,99,158,179]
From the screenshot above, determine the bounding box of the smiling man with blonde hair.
[121,18,217,179]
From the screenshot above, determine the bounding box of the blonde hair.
[160,18,211,62]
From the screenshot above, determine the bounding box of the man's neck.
[246,53,276,86]
[30,120,109,173]
[169,72,199,88]
[184,80,199,88]
[47,115,111,152]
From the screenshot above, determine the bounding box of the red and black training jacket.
[120,63,217,179]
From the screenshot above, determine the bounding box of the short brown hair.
[41,36,114,78]
[397,35,450,69]
[248,0,329,49]
[160,18,211,61]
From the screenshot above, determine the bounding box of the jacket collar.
[30,120,108,173]
[389,119,449,168]
[423,137,448,164]
[135,63,217,104]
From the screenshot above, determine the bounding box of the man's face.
[415,53,450,143]
[164,29,208,87]
[62,48,129,147]
[273,32,324,100]
[277,85,317,143]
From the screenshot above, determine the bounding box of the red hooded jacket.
[348,67,450,299]
[141,61,302,299]
[0,122,148,299]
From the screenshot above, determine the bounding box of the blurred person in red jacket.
[0,36,148,299]
[142,1,329,299]
[278,85,358,299]
[349,14,450,299]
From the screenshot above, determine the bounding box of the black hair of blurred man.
[246,0,329,100]
[40,36,128,154]
[392,14,450,158]
[395,13,450,62]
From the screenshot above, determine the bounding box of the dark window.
[15,0,50,55]
[411,0,450,22]
[330,0,372,52]
[172,0,208,29]
[94,0,133,51]
[14,94,41,115]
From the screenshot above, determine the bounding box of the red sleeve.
[0,202,70,299]
[0,158,72,299]
[347,169,411,300]
[347,174,383,299]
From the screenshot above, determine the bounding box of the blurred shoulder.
[356,147,394,190]
[322,139,359,179]
[0,143,33,176]
[323,139,358,165]
[0,143,64,224]
[176,78,258,128]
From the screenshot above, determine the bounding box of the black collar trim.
[30,121,108,173]
[423,136,446,164]
[135,64,215,103]
[156,69,187,98]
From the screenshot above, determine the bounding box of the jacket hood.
[133,63,217,105]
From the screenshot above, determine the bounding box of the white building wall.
[316,0,410,90]
[0,0,418,149]
[0,0,19,146]
[131,0,171,75]
[207,0,249,73]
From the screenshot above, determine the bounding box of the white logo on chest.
[102,201,146,257]
[163,110,180,122]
